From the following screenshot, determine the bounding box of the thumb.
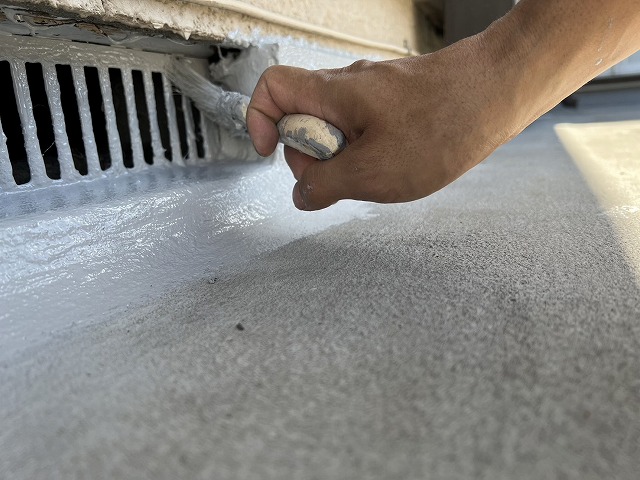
[292,142,370,211]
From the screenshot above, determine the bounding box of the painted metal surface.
[0,35,219,190]
[0,34,363,360]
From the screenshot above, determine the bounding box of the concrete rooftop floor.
[2,87,640,479]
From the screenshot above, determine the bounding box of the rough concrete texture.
[2,89,640,479]
[6,0,105,17]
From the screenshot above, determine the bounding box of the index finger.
[246,65,329,156]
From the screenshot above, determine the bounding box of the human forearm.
[483,0,640,136]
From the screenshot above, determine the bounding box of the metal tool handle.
[277,114,347,160]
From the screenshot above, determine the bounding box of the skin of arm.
[246,0,640,211]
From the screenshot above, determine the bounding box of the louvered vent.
[0,35,213,192]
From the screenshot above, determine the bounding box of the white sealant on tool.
[166,57,347,160]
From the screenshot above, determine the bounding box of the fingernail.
[292,183,307,210]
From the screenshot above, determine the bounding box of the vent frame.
[0,34,214,192]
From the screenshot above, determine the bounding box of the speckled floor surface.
[2,88,640,479]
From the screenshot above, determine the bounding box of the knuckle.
[314,69,335,94]
[315,68,334,81]
[349,59,375,71]
[259,65,279,83]
[326,59,374,79]
[261,65,297,87]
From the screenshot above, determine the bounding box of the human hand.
[248,0,640,211]
[246,31,527,211]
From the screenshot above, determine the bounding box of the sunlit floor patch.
[555,119,640,281]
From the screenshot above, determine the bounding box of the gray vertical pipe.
[10,61,48,185]
[42,63,80,181]
[98,67,125,174]
[71,65,102,177]
[162,75,184,166]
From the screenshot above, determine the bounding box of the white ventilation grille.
[0,35,213,192]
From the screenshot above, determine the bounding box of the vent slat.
[162,76,184,166]
[42,63,80,181]
[71,66,102,176]
[121,69,146,170]
[98,67,125,174]
[142,70,166,164]
[0,117,14,190]
[182,96,198,164]
[201,116,212,161]
[0,35,249,194]
[10,61,47,185]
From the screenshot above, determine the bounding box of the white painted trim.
[181,0,417,56]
